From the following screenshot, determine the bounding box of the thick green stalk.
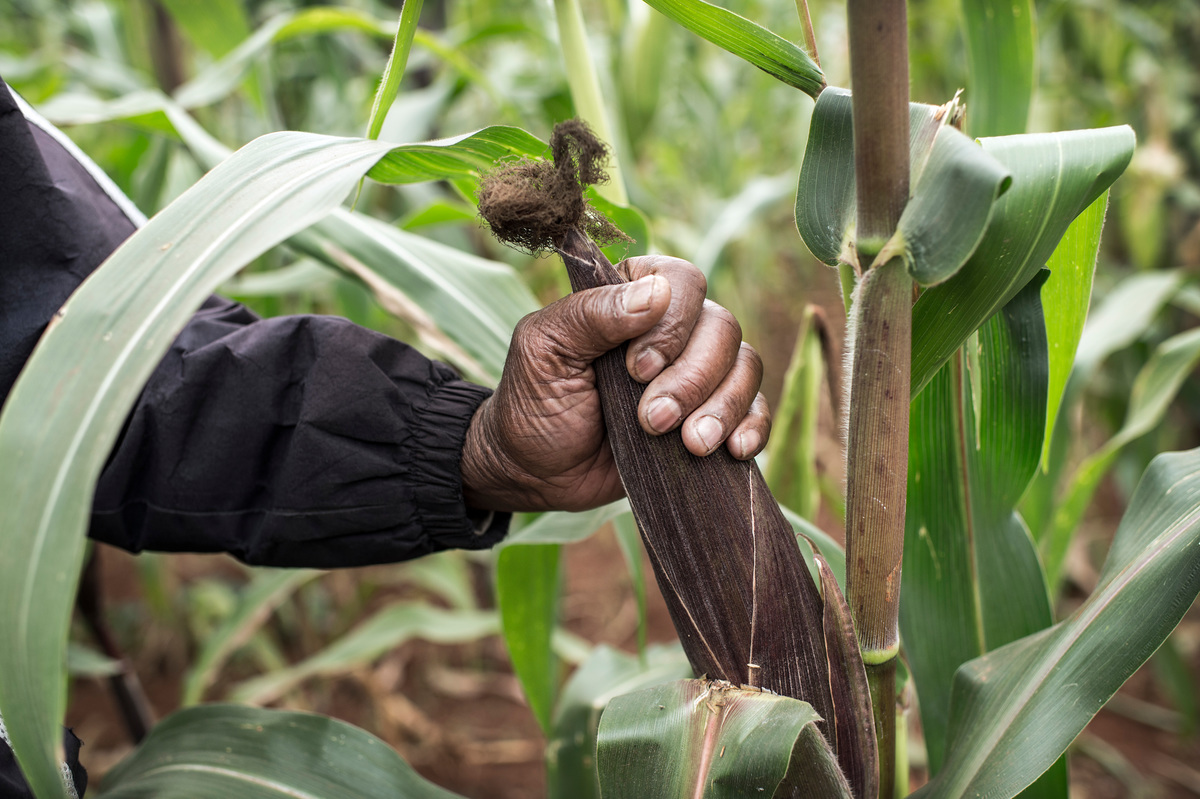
[552,0,629,205]
[844,0,911,796]
[866,659,896,796]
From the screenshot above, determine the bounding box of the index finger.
[617,255,708,383]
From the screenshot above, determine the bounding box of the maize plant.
[1,0,1198,798]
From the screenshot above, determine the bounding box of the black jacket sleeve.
[1,77,510,570]
[90,296,508,567]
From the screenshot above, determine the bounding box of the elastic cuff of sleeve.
[410,376,511,551]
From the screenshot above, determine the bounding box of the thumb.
[532,275,671,363]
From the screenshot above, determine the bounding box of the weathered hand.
[461,256,770,512]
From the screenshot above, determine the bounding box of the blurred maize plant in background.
[1,0,1200,797]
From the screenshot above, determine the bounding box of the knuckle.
[752,393,772,425]
[705,301,742,340]
[510,312,543,355]
[739,342,764,378]
[671,370,712,406]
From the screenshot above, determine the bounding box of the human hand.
[460,256,770,513]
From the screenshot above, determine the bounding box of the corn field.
[1,0,1200,797]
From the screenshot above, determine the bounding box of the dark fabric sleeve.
[0,723,86,799]
[1,77,510,570]
[90,297,510,568]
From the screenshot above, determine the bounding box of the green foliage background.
[1,0,1199,796]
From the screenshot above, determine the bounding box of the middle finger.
[638,300,744,435]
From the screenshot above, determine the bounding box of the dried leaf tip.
[477,119,631,256]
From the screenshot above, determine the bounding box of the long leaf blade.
[640,0,824,97]
[496,544,561,734]
[366,1,423,141]
[182,569,320,706]
[1038,191,1108,466]
[0,131,396,798]
[961,0,1036,138]
[230,603,497,705]
[548,644,692,798]
[1041,326,1200,589]
[915,446,1200,799]
[910,126,1135,396]
[297,210,539,385]
[901,274,1057,782]
[94,705,466,798]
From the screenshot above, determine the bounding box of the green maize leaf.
[1038,191,1109,468]
[366,125,547,183]
[398,550,478,611]
[640,0,824,98]
[597,680,853,798]
[1073,271,1184,377]
[0,130,405,799]
[613,513,649,657]
[693,174,796,277]
[0,123,537,789]
[173,7,393,109]
[901,275,1063,794]
[231,602,498,705]
[961,0,1035,138]
[1041,325,1200,591]
[798,88,937,267]
[547,644,692,799]
[497,502,639,737]
[34,89,231,167]
[914,446,1200,799]
[399,200,480,230]
[910,125,1135,396]
[35,97,633,371]
[296,210,539,385]
[795,88,1010,285]
[182,569,320,706]
[497,544,561,734]
[159,0,252,58]
[1021,270,1183,543]
[765,306,825,519]
[366,2,422,141]
[221,259,340,297]
[591,192,652,259]
[504,501,632,546]
[94,704,466,799]
[780,504,845,588]
[66,644,123,678]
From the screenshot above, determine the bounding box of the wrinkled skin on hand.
[461,256,770,512]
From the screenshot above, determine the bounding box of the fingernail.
[624,276,657,314]
[737,430,762,458]
[633,348,666,382]
[646,396,682,433]
[694,415,724,452]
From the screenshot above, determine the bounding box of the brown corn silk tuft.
[477,119,630,256]
[478,120,875,797]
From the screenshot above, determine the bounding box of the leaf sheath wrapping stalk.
[555,228,837,742]
[844,258,912,658]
